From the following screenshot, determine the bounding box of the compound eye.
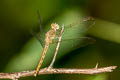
[56,24,59,29]
[56,26,59,29]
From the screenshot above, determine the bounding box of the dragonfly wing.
[37,10,43,33]
[51,37,95,48]
[30,10,46,47]
[64,16,95,31]
[30,30,44,47]
[62,37,95,47]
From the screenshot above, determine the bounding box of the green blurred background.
[0,0,119,80]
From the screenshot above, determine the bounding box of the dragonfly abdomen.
[34,44,49,76]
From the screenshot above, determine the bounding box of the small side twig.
[49,24,64,68]
[0,66,117,80]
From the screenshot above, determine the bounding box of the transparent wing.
[30,10,45,47]
[55,17,95,38]
[30,30,44,47]
[52,17,95,47]
[37,10,44,33]
[65,16,95,30]
[31,16,95,48]
[51,37,95,47]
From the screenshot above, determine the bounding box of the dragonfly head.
[51,23,59,30]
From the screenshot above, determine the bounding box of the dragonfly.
[32,11,95,76]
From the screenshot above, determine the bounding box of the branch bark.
[0,66,117,80]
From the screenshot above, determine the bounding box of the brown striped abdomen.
[34,44,49,76]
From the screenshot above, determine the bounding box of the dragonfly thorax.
[45,23,58,44]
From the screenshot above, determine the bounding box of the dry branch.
[49,24,64,68]
[0,66,117,80]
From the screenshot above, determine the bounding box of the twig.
[49,24,64,68]
[0,66,117,80]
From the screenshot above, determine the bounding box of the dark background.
[0,0,119,80]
